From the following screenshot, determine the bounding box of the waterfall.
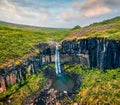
[55,46,61,75]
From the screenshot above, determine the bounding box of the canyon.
[0,38,120,94]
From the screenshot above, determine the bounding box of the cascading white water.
[55,46,61,75]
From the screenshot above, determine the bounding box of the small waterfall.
[55,46,61,75]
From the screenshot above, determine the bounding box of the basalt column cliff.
[61,38,120,70]
[0,38,120,93]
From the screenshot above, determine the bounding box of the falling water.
[55,46,61,75]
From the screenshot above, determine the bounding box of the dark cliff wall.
[61,38,120,70]
[0,43,53,93]
[0,38,120,93]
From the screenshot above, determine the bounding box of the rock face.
[23,71,81,105]
[0,76,6,93]
[0,43,53,93]
[0,38,120,93]
[61,38,120,70]
[22,79,53,105]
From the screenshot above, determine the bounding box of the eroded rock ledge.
[22,68,81,105]
[61,38,120,70]
[0,38,120,94]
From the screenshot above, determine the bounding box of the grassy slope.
[0,70,46,105]
[62,64,120,105]
[66,16,120,41]
[0,16,120,69]
[0,22,71,69]
[0,17,120,104]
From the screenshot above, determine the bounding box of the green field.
[0,22,71,68]
[0,16,120,104]
[0,70,46,105]
[66,16,120,41]
[0,16,120,69]
[61,64,120,105]
[1,64,120,105]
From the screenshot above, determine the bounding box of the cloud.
[0,0,49,26]
[83,6,111,17]
[0,0,68,27]
[61,9,81,21]
[0,0,20,20]
[0,0,120,28]
[11,0,60,13]
[104,0,120,8]
[72,0,112,17]
[61,0,120,21]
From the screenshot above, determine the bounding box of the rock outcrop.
[0,43,52,93]
[0,76,6,93]
[0,38,120,93]
[61,38,120,70]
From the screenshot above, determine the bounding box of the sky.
[0,0,120,28]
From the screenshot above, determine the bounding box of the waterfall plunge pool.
[52,74,74,91]
[54,45,74,91]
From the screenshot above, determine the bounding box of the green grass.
[0,16,120,68]
[0,71,46,105]
[0,63,120,105]
[66,16,120,41]
[0,23,71,68]
[62,64,120,105]
[71,25,81,30]
[88,16,120,27]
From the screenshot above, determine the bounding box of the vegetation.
[0,16,120,68]
[66,16,120,41]
[71,25,81,30]
[0,64,120,104]
[0,15,120,105]
[88,16,120,27]
[0,22,71,69]
[0,71,46,105]
[61,64,120,105]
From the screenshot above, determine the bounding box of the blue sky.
[0,0,120,28]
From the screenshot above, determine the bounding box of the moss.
[66,16,120,41]
[0,23,71,68]
[0,72,46,105]
[71,25,81,30]
[61,64,120,105]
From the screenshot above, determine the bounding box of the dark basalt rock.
[61,38,120,71]
[24,72,81,105]
[0,38,120,94]
[21,65,80,105]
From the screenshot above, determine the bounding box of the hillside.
[0,17,120,105]
[0,22,71,69]
[67,16,120,41]
[0,16,120,69]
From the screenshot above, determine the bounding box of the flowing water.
[55,46,61,75]
[54,46,74,91]
[36,45,74,104]
[53,75,74,91]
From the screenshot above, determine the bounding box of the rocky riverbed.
[22,67,81,105]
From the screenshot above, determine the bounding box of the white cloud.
[0,0,120,28]
[61,0,120,21]
[61,9,81,21]
[82,5,111,17]
[73,0,111,17]
[0,0,49,26]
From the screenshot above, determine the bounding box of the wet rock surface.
[61,38,120,71]
[22,79,52,105]
[1,38,120,93]
[35,82,80,105]
[22,68,80,105]
[0,38,120,101]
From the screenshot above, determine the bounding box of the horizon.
[0,0,120,28]
[0,15,119,29]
